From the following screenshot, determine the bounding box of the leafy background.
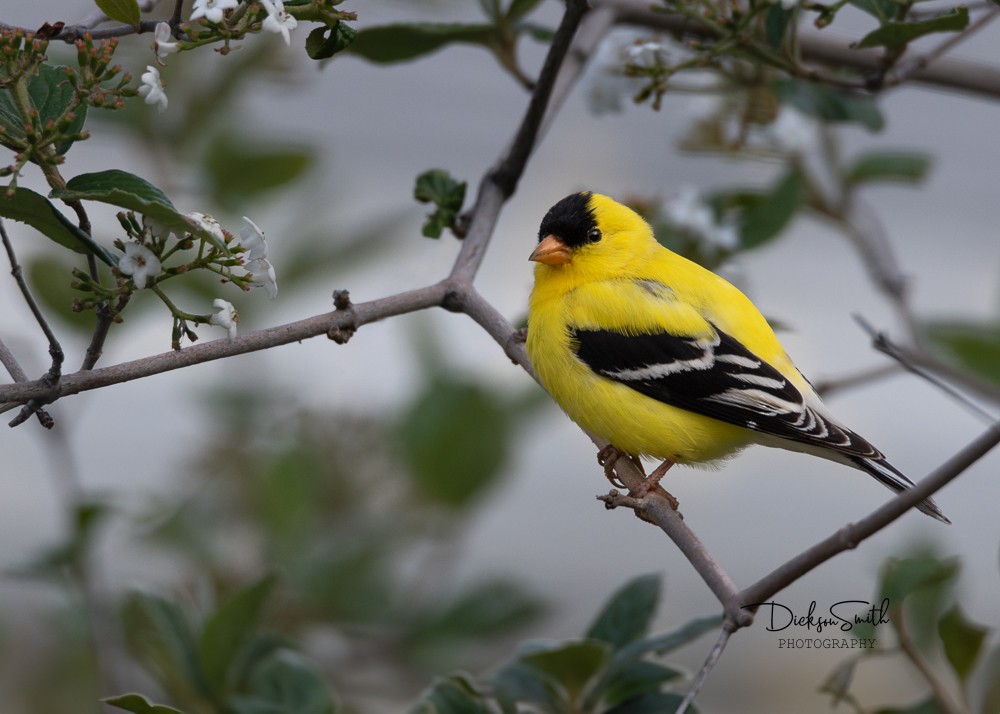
[1,0,999,712]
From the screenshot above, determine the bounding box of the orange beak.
[529,234,572,265]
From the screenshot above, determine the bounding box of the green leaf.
[819,657,858,705]
[305,22,358,60]
[845,151,931,186]
[492,661,564,714]
[775,79,883,131]
[736,166,807,249]
[921,320,1000,387]
[349,23,498,64]
[412,676,493,714]
[938,604,988,683]
[506,0,543,21]
[229,649,336,714]
[765,5,795,48]
[415,579,543,643]
[95,0,141,26]
[103,693,187,714]
[0,63,88,155]
[878,552,959,644]
[847,0,897,22]
[520,640,611,704]
[604,692,689,714]
[397,377,509,507]
[27,254,99,333]
[51,169,223,248]
[586,574,661,651]
[615,614,723,663]
[980,644,1000,714]
[872,696,940,714]
[413,169,467,239]
[0,187,115,264]
[198,574,278,690]
[122,591,208,696]
[103,694,185,714]
[856,7,969,50]
[203,135,313,210]
[602,661,683,708]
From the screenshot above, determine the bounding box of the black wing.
[571,325,878,458]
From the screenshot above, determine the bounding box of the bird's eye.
[587,228,602,243]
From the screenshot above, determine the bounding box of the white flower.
[239,216,268,259]
[142,214,173,241]
[152,22,178,66]
[138,65,168,113]
[260,0,298,46]
[663,187,739,251]
[187,211,226,247]
[118,242,162,288]
[766,107,819,155]
[244,257,278,299]
[626,40,668,67]
[190,0,239,24]
[208,299,238,342]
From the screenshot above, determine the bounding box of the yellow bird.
[526,191,948,523]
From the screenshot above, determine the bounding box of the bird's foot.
[630,459,680,512]
[597,444,627,488]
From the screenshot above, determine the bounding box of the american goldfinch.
[526,191,948,523]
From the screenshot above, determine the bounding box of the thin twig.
[884,5,1000,89]
[854,315,999,421]
[893,604,963,714]
[1,219,59,428]
[813,363,902,399]
[676,628,732,714]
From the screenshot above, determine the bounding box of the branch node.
[328,289,357,345]
[441,288,465,313]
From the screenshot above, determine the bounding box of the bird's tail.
[852,455,950,524]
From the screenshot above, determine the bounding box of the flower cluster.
[74,211,277,348]
[138,0,300,112]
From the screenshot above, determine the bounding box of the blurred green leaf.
[415,579,543,644]
[229,649,336,714]
[980,644,1000,714]
[737,166,806,249]
[104,693,187,714]
[856,7,969,49]
[204,135,313,210]
[398,377,509,507]
[51,170,223,249]
[414,169,467,239]
[520,640,611,703]
[845,151,931,186]
[819,657,858,705]
[506,0,543,21]
[872,696,940,714]
[776,79,883,131]
[0,63,87,155]
[492,661,564,713]
[938,604,987,684]
[878,552,959,644]
[0,187,115,263]
[617,614,723,662]
[586,574,660,651]
[27,253,99,333]
[848,0,897,22]
[123,591,208,697]
[14,500,109,576]
[198,574,278,690]
[601,661,683,709]
[765,5,794,48]
[604,692,689,714]
[349,23,497,63]
[95,0,141,26]
[412,675,492,714]
[921,320,1000,387]
[305,22,358,60]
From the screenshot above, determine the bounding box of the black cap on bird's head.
[530,192,603,265]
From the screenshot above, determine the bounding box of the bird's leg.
[632,459,679,511]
